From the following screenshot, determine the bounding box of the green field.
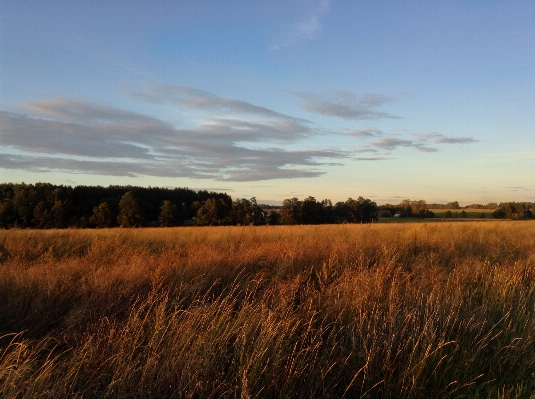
[429,208,495,218]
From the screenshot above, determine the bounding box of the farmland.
[1,222,535,398]
[429,208,495,218]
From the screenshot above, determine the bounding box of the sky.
[1,1,534,205]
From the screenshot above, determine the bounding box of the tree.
[249,197,265,225]
[230,198,253,225]
[50,200,68,228]
[301,196,323,224]
[117,192,143,227]
[446,201,460,209]
[280,197,302,225]
[321,199,335,224]
[355,196,378,223]
[267,210,280,225]
[423,210,435,218]
[32,200,51,229]
[334,201,350,222]
[159,200,178,227]
[0,201,16,228]
[90,202,113,228]
[196,198,225,226]
[492,209,505,219]
[410,200,427,217]
[399,199,413,217]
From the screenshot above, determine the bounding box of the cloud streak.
[290,90,401,120]
[347,129,478,154]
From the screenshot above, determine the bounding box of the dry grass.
[1,222,535,398]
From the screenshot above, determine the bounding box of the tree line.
[0,183,380,228]
[1,183,532,229]
[0,183,230,229]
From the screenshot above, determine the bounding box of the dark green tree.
[301,196,323,224]
[280,197,302,225]
[50,200,68,228]
[267,210,280,225]
[90,202,113,228]
[321,199,335,224]
[196,198,227,226]
[32,200,51,229]
[0,201,16,228]
[117,192,143,227]
[423,210,435,218]
[159,200,178,227]
[230,198,253,225]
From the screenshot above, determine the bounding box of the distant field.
[429,208,496,218]
[1,222,535,398]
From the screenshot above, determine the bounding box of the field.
[1,222,535,398]
[429,208,496,218]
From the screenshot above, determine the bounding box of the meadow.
[429,208,496,219]
[1,222,535,398]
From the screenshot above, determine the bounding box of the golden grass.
[1,222,535,398]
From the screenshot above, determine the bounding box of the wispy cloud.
[349,129,478,154]
[1,91,345,182]
[270,0,330,50]
[415,132,479,144]
[126,84,311,143]
[290,90,401,120]
[353,156,391,161]
[347,128,383,138]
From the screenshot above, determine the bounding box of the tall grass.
[1,222,535,398]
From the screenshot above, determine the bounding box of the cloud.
[347,128,383,138]
[0,110,160,159]
[353,156,391,161]
[371,138,416,151]
[1,97,346,182]
[416,132,479,144]
[126,84,311,143]
[349,129,478,154]
[434,136,478,144]
[290,90,401,120]
[346,126,475,156]
[270,0,330,50]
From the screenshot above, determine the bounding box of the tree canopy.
[1,182,531,229]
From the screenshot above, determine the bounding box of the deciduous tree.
[117,192,143,227]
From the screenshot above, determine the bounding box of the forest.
[0,183,533,229]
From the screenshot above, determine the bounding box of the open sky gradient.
[1,1,534,205]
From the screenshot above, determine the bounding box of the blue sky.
[1,1,533,205]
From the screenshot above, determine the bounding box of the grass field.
[1,222,535,398]
[429,208,496,218]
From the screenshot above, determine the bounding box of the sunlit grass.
[1,222,535,398]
